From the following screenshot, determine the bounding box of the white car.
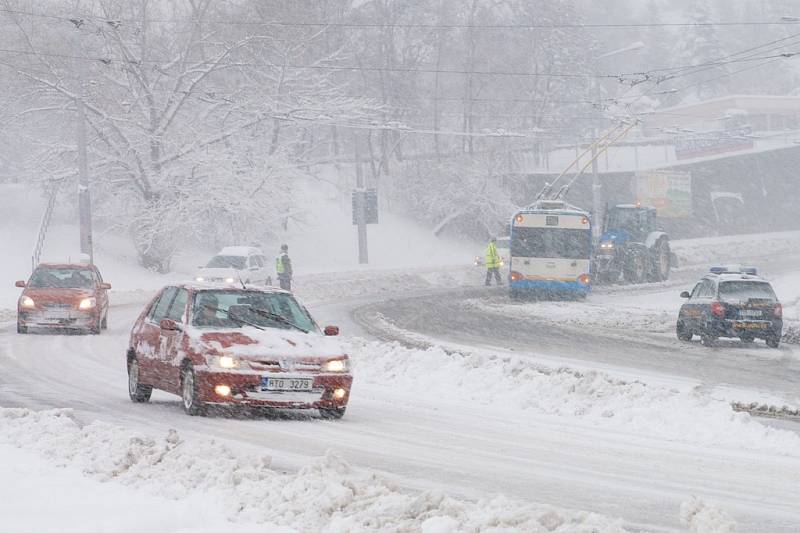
[473,237,510,267]
[195,247,271,285]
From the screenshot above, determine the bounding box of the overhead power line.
[2,7,800,29]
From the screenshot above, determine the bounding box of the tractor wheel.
[623,252,647,284]
[649,239,671,282]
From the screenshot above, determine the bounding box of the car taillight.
[774,303,783,318]
[710,301,725,317]
[510,271,522,281]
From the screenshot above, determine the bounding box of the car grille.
[248,359,321,372]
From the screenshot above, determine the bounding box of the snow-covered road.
[2,226,800,531]
[2,254,800,531]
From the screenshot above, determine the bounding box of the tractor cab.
[603,205,657,243]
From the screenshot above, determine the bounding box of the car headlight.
[208,355,240,369]
[323,359,349,373]
[20,296,35,309]
[599,241,615,250]
[225,277,235,283]
[78,297,96,310]
[195,276,205,282]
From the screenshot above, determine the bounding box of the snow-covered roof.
[217,246,263,256]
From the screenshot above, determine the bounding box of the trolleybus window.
[511,227,591,260]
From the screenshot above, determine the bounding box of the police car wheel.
[676,322,692,342]
[766,337,780,349]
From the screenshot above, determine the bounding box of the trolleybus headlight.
[510,271,523,282]
[578,274,591,285]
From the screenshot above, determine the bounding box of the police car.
[676,266,782,348]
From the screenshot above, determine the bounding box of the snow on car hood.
[185,325,344,359]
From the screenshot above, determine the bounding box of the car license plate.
[733,321,767,330]
[261,377,313,392]
[739,310,762,318]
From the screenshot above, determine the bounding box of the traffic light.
[352,189,378,225]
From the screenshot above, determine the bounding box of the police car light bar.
[709,265,758,275]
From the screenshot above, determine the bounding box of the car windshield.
[206,255,246,269]
[718,281,777,302]
[27,268,94,289]
[191,290,316,332]
[511,228,591,259]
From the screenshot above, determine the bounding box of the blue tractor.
[594,205,672,284]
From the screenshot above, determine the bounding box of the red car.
[126,284,352,418]
[16,263,111,334]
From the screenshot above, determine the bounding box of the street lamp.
[591,42,645,239]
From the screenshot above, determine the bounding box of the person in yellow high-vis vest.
[485,237,503,286]
[276,244,293,291]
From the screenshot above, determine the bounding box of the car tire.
[676,322,692,342]
[89,324,101,335]
[17,322,27,334]
[319,407,346,420]
[127,358,152,403]
[181,367,205,416]
[101,313,108,330]
[701,334,716,347]
[766,336,781,349]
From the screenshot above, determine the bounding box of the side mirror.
[160,318,180,331]
[680,291,691,299]
[324,325,340,336]
[15,280,26,288]
[100,282,112,290]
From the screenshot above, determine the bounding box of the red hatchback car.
[16,263,111,334]
[126,284,353,418]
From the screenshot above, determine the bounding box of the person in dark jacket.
[276,244,293,291]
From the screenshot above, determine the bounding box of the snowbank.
[680,497,738,533]
[347,339,800,455]
[0,408,627,533]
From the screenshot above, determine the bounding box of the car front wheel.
[128,359,152,403]
[181,367,205,416]
[17,322,27,334]
[676,322,692,342]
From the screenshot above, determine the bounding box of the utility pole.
[591,139,601,240]
[73,18,93,264]
[77,92,93,263]
[592,41,645,240]
[354,136,368,264]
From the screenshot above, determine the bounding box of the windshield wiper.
[199,304,265,330]
[248,307,308,333]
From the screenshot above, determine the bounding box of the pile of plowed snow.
[0,408,627,533]
[347,339,800,455]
